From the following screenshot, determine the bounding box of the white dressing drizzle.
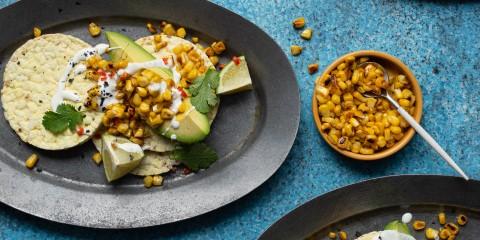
[170,134,177,140]
[74,64,87,75]
[402,213,413,224]
[51,43,109,110]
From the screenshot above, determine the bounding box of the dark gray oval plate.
[260,175,480,239]
[0,0,299,228]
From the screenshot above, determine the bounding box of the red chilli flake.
[76,127,84,136]
[162,57,170,65]
[183,167,192,175]
[177,87,188,98]
[232,56,241,65]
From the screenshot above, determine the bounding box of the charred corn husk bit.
[290,45,302,56]
[33,27,42,38]
[292,17,305,29]
[301,28,313,40]
[88,22,101,37]
[146,22,157,34]
[308,63,319,74]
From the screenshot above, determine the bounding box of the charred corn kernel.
[457,214,467,226]
[143,176,153,188]
[338,80,347,90]
[377,136,386,147]
[178,102,188,113]
[438,212,446,225]
[152,175,164,186]
[176,27,186,38]
[88,22,101,37]
[182,61,195,74]
[146,22,157,34]
[292,17,305,28]
[155,41,168,51]
[316,86,330,97]
[136,87,148,97]
[328,232,336,239]
[161,108,174,119]
[33,27,42,38]
[114,60,128,69]
[187,68,198,80]
[349,118,360,127]
[153,34,162,42]
[139,102,150,114]
[390,126,402,134]
[402,89,413,98]
[290,45,302,56]
[209,56,219,65]
[308,63,319,74]
[137,76,150,87]
[426,228,439,240]
[331,94,341,104]
[345,56,355,62]
[162,90,172,101]
[339,231,347,240]
[211,41,226,54]
[117,123,129,133]
[300,28,313,40]
[92,152,102,165]
[134,128,144,138]
[388,115,400,126]
[337,63,347,71]
[445,223,459,235]
[125,80,134,93]
[132,93,142,106]
[163,23,176,36]
[97,59,108,69]
[439,229,451,239]
[173,44,184,55]
[399,99,410,107]
[130,137,143,145]
[25,154,38,169]
[191,37,199,43]
[360,147,374,154]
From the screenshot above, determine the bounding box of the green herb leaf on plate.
[171,143,218,171]
[42,104,85,134]
[189,69,219,114]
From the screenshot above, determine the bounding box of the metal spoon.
[358,62,469,180]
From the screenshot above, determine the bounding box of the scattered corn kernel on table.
[0,0,479,239]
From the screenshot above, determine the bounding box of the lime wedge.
[101,134,144,182]
[217,56,253,95]
[384,220,411,235]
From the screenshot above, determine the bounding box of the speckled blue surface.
[0,0,479,239]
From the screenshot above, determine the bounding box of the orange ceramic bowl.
[312,50,423,161]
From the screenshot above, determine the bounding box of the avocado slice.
[157,99,210,144]
[384,220,411,235]
[101,134,144,182]
[105,31,172,80]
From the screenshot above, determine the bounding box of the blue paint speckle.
[0,0,479,239]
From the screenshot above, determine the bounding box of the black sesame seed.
[57,8,63,13]
[39,100,43,103]
[36,168,43,173]
[17,61,20,65]
[75,1,81,5]
[68,78,74,83]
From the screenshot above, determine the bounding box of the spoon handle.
[385,96,469,180]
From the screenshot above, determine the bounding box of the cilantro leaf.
[42,104,85,134]
[188,69,219,114]
[171,143,218,171]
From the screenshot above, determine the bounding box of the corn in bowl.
[315,56,416,155]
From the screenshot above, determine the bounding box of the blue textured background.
[1,0,479,239]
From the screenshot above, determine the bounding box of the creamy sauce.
[357,230,416,240]
[402,213,413,224]
[169,88,183,129]
[97,73,119,110]
[116,142,143,153]
[170,134,177,140]
[51,43,109,110]
[117,58,180,84]
[148,81,167,94]
[74,64,87,75]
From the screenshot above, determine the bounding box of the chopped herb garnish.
[171,143,218,171]
[42,104,85,134]
[189,69,219,114]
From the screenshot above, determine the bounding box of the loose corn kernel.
[153,34,162,42]
[88,22,101,37]
[290,45,302,56]
[92,152,102,165]
[143,176,153,188]
[339,231,347,240]
[178,101,188,113]
[155,41,168,51]
[162,90,172,101]
[146,22,157,34]
[132,94,142,106]
[176,27,187,38]
[136,87,148,97]
[211,41,226,54]
[209,56,219,65]
[328,232,336,239]
[33,27,42,38]
[152,175,164,186]
[139,102,150,114]
[191,37,199,43]
[25,154,39,169]
[457,214,467,226]
[425,228,439,240]
[300,28,313,40]
[187,68,198,80]
[308,63,319,74]
[292,17,305,29]
[163,23,176,36]
[161,108,174,119]
[439,229,451,240]
[445,223,459,235]
[438,212,446,225]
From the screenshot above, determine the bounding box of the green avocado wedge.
[384,220,411,235]
[105,31,172,80]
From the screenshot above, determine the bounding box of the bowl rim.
[312,50,423,161]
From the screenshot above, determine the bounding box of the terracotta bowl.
[312,50,423,161]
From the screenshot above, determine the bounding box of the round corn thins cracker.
[129,152,177,176]
[1,34,103,150]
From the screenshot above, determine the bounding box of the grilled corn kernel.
[153,34,162,42]
[134,128,144,138]
[139,102,150,114]
[292,17,305,29]
[290,45,302,56]
[132,93,142,106]
[457,214,467,226]
[300,28,313,40]
[155,41,168,51]
[191,37,199,43]
[25,154,39,169]
[161,108,174,119]
[143,176,153,188]
[211,41,226,54]
[209,56,219,65]
[33,27,42,38]
[205,47,215,57]
[308,63,319,74]
[152,175,164,186]
[130,137,143,145]
[163,23,176,36]
[176,27,187,38]
[439,229,451,239]
[339,231,347,240]
[146,22,157,34]
[136,87,148,97]
[425,228,439,240]
[187,68,198,80]
[438,212,446,225]
[88,22,101,37]
[117,123,129,134]
[92,152,102,165]
[178,102,188,113]
[390,126,402,134]
[445,223,459,235]
[162,90,172,101]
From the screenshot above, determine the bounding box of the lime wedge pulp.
[217,56,253,95]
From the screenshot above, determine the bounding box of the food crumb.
[308,63,319,74]
[290,45,302,56]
